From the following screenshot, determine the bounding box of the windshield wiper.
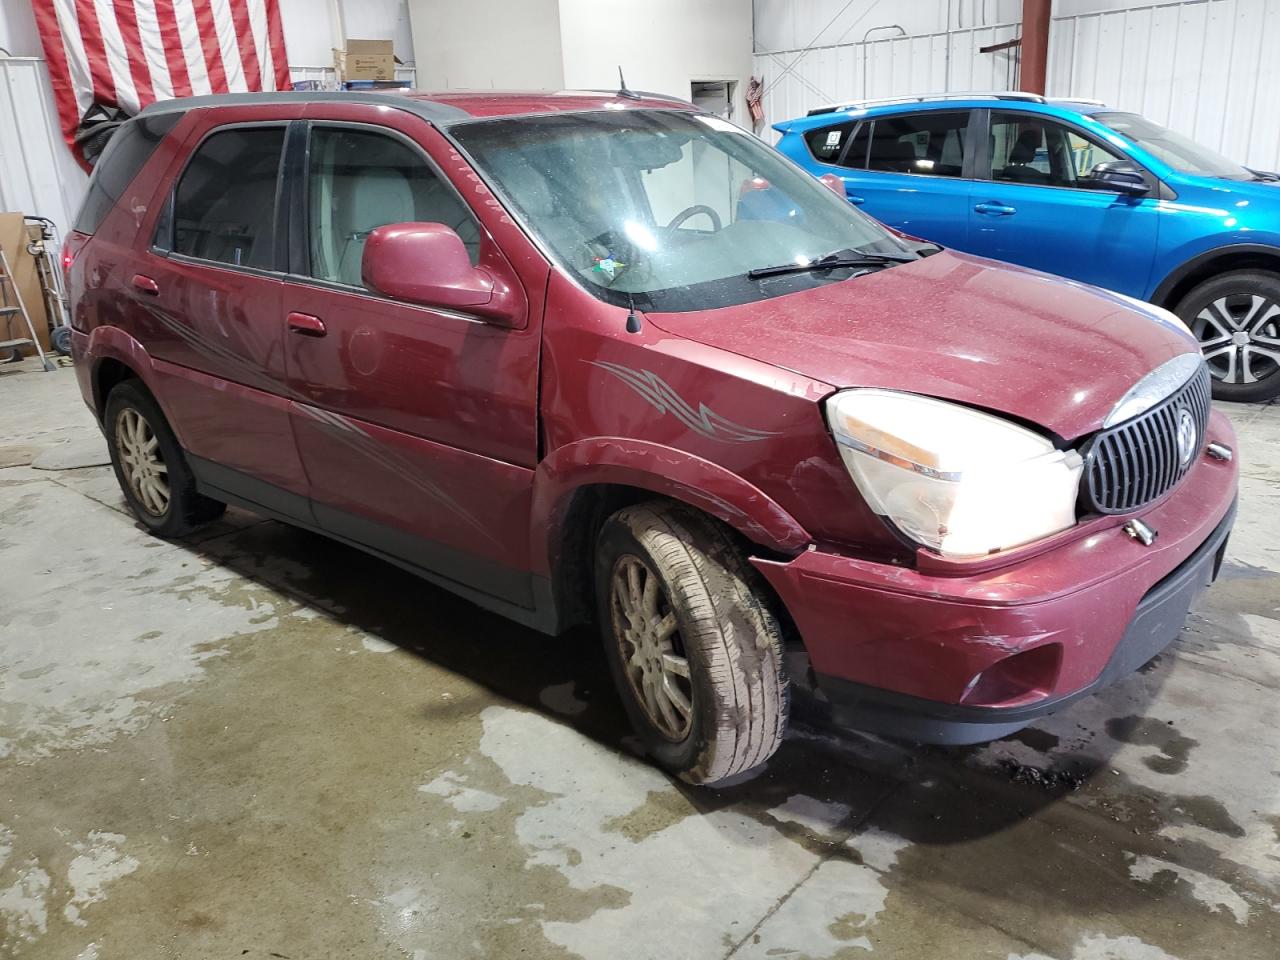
[747,249,915,280]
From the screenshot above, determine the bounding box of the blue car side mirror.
[1088,160,1151,197]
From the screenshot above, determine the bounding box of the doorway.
[690,80,735,120]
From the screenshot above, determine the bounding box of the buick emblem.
[1176,408,1197,467]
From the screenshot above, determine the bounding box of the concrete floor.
[0,358,1277,960]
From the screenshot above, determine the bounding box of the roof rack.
[136,90,471,124]
[806,91,1051,116]
[805,90,1111,116]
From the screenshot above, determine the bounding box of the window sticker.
[825,130,843,147]
[592,252,627,281]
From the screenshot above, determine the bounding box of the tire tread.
[608,502,789,785]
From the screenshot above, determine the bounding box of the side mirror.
[1087,160,1150,197]
[817,173,846,198]
[361,222,523,326]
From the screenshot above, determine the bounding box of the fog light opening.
[960,643,1063,709]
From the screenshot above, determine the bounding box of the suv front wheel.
[594,502,789,786]
[1177,270,1280,402]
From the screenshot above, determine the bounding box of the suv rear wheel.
[594,502,789,786]
[104,381,225,537]
[1176,270,1280,402]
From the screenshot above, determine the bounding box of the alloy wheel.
[115,407,170,517]
[1192,293,1280,385]
[609,555,694,741]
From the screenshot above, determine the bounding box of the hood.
[648,251,1198,441]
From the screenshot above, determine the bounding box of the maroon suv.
[66,90,1238,786]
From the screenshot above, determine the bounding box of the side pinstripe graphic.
[140,305,499,546]
[587,361,779,443]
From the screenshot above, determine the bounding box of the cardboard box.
[333,39,397,83]
[0,213,50,354]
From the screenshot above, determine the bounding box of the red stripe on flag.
[72,0,118,106]
[30,0,84,164]
[153,0,193,97]
[265,0,290,91]
[110,1,157,107]
[190,0,229,92]
[227,0,262,90]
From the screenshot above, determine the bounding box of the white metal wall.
[0,58,88,240]
[752,21,1021,141]
[1047,0,1280,170]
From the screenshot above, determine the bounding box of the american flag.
[32,0,290,165]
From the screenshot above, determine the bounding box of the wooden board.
[0,212,51,354]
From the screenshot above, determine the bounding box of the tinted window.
[173,127,285,269]
[306,127,480,286]
[73,114,181,234]
[867,112,969,177]
[838,123,871,170]
[804,122,855,164]
[989,113,1124,188]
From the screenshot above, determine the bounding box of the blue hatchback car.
[776,93,1280,402]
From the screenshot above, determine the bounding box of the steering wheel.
[666,204,723,232]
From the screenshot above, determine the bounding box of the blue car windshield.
[1097,112,1252,180]
[449,110,913,311]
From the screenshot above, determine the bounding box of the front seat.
[337,169,415,286]
[999,128,1051,184]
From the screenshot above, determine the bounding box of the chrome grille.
[1081,363,1211,515]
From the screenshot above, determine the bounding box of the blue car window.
[865,112,968,178]
[837,123,871,170]
[990,112,1124,189]
[804,122,855,164]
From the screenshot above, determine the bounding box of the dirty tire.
[1175,270,1280,402]
[104,380,225,537]
[595,501,789,786]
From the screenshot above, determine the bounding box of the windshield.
[1096,112,1252,180]
[449,110,913,311]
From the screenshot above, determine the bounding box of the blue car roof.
[775,94,1116,134]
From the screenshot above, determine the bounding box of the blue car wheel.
[1176,270,1280,403]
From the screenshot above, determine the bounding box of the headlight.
[825,389,1083,558]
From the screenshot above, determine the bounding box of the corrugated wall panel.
[752,21,1021,142]
[1047,0,1280,170]
[0,58,88,237]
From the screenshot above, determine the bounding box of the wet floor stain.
[1105,716,1199,775]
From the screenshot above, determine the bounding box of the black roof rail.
[136,90,470,124]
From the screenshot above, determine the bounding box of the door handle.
[131,274,159,295]
[287,312,327,337]
[847,195,866,205]
[974,201,1017,216]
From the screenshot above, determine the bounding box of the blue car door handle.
[847,195,865,205]
[974,201,1017,216]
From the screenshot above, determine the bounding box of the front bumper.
[810,501,1232,743]
[752,410,1239,745]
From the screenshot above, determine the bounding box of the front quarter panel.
[1147,176,1280,300]
[537,273,904,561]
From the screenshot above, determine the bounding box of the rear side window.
[73,114,181,234]
[173,127,285,269]
[866,111,970,177]
[804,122,855,164]
[838,123,871,170]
